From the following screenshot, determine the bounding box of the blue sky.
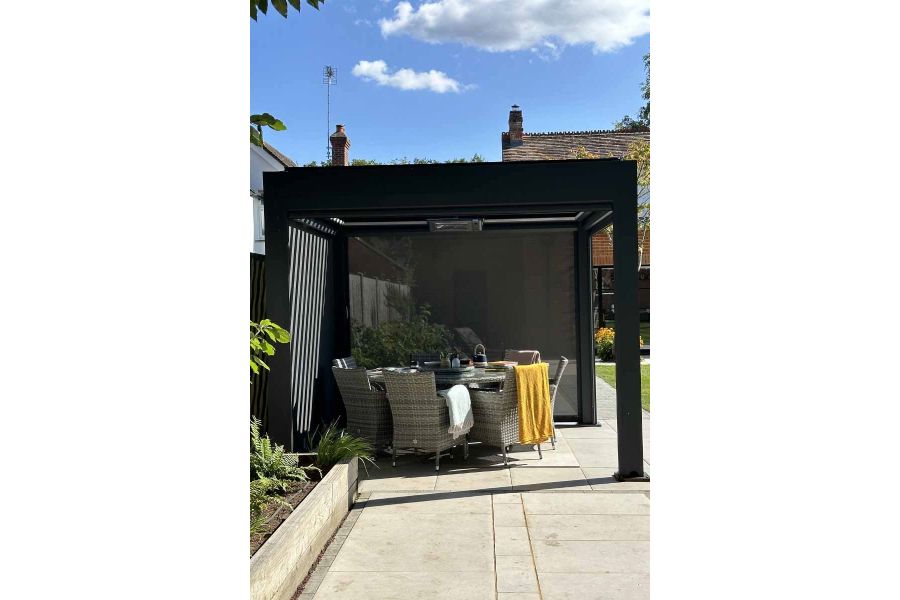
[251,1,649,164]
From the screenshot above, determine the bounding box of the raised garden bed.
[250,457,358,600]
[250,478,316,556]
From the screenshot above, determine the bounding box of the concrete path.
[298,403,651,600]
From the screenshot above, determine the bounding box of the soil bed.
[250,478,317,556]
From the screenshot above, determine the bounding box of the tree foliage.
[572,139,650,268]
[251,0,323,21]
[614,53,650,131]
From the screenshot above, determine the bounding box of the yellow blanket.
[515,363,553,445]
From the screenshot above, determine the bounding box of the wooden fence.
[348,273,410,327]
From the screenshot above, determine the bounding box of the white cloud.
[379,0,649,54]
[351,59,469,93]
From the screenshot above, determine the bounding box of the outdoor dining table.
[366,367,508,389]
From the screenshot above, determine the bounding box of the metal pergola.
[263,158,646,480]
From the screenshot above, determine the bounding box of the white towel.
[439,384,474,439]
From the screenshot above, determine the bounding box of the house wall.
[591,227,650,267]
[250,145,287,254]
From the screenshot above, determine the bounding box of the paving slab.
[493,526,532,556]
[556,425,618,440]
[531,540,650,574]
[358,463,438,493]
[565,438,620,468]
[495,555,540,593]
[331,511,494,572]
[538,572,650,600]
[493,503,527,527]
[510,467,593,492]
[312,570,496,599]
[362,491,493,514]
[527,514,650,542]
[435,465,513,492]
[523,492,650,515]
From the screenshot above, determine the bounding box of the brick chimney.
[507,105,523,145]
[329,124,350,166]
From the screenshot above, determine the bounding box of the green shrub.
[251,417,319,491]
[308,421,377,473]
[594,327,615,361]
[351,303,451,369]
[594,327,645,362]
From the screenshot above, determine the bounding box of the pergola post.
[262,195,294,450]
[575,227,597,424]
[612,193,647,480]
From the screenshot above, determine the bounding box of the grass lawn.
[595,364,650,412]
[603,320,650,345]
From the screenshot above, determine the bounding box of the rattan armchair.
[331,366,393,450]
[548,357,569,449]
[469,369,544,466]
[382,370,467,471]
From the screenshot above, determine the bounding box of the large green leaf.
[250,113,285,131]
[272,0,288,17]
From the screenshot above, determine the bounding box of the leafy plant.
[594,327,645,362]
[351,303,451,369]
[308,421,377,473]
[250,319,291,381]
[251,417,319,491]
[250,477,289,534]
[594,327,616,361]
[250,113,286,147]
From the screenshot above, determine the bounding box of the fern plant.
[308,421,377,473]
[251,416,319,491]
[250,477,288,534]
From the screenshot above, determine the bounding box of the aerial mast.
[323,66,336,162]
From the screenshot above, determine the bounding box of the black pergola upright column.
[261,197,294,450]
[575,227,597,424]
[612,198,646,480]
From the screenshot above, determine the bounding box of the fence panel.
[349,273,409,327]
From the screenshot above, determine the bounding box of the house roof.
[251,126,297,168]
[261,139,297,168]
[502,128,649,162]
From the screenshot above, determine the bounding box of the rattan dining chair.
[469,369,544,466]
[331,366,393,450]
[382,370,467,471]
[502,349,541,364]
[548,356,569,449]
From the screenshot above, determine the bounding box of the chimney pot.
[329,123,350,166]
[507,105,523,146]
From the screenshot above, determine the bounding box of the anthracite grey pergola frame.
[263,158,646,480]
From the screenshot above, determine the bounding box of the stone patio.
[296,392,651,600]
